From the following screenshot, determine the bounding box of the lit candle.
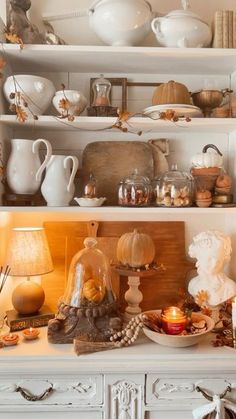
[161,306,187,335]
[232,297,236,348]
[2,333,19,346]
[22,327,40,341]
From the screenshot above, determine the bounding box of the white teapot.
[151,0,212,48]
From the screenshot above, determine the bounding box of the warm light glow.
[6,227,53,276]
[29,327,33,332]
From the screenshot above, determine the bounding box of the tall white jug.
[6,139,52,195]
[41,155,79,206]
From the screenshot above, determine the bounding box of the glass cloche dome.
[62,237,115,308]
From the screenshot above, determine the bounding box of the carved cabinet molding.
[106,375,144,419]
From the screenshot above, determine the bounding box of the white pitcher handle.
[151,17,163,37]
[64,156,79,193]
[33,139,52,182]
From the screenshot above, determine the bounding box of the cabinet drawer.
[146,374,236,405]
[0,413,102,419]
[0,375,103,406]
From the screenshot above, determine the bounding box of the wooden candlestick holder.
[113,266,158,321]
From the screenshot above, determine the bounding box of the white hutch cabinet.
[1,1,236,418]
[1,330,236,419]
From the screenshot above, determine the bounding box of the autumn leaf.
[16,105,28,123]
[195,290,209,307]
[201,306,212,317]
[59,98,71,111]
[118,111,132,122]
[5,32,24,49]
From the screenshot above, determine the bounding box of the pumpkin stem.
[202,144,223,156]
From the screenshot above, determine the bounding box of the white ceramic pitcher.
[41,155,79,206]
[6,139,52,195]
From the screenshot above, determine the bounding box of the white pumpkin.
[191,144,223,168]
[116,229,155,268]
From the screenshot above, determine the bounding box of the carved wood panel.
[106,375,144,419]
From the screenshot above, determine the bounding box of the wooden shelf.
[1,115,236,134]
[2,44,236,75]
[1,206,236,214]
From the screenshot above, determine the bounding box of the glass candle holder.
[161,306,187,335]
[92,74,111,107]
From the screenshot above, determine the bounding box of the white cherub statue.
[188,230,236,307]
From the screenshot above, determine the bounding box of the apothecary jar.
[62,237,116,308]
[118,170,152,206]
[153,165,194,207]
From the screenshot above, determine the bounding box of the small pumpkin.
[83,278,106,303]
[195,190,212,200]
[152,80,190,106]
[117,229,155,268]
[216,174,232,188]
[191,144,223,168]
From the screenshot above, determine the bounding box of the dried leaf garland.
[0,56,6,78]
[56,84,75,122]
[15,105,28,123]
[5,32,24,49]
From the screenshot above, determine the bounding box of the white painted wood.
[2,44,236,75]
[124,276,143,320]
[1,115,236,134]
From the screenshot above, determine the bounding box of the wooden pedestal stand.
[114,267,157,322]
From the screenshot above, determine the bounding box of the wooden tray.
[81,140,169,205]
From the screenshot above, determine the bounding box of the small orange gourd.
[117,229,155,268]
[83,278,106,303]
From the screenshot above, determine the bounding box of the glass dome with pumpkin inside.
[48,237,121,344]
[63,237,115,308]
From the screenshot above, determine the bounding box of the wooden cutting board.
[81,140,169,205]
[43,221,194,313]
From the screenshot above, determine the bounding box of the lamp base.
[6,305,55,332]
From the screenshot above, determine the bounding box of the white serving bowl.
[4,75,55,116]
[143,310,214,348]
[74,197,106,207]
[52,90,87,116]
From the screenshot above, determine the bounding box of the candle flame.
[29,327,33,332]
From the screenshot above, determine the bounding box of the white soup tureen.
[151,0,212,48]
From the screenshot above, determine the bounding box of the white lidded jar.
[41,155,79,206]
[7,138,52,195]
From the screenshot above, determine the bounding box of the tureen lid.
[165,0,206,23]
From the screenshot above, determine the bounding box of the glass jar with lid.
[62,237,116,309]
[92,74,111,107]
[118,169,152,207]
[154,165,193,207]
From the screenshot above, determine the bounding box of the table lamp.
[6,227,53,315]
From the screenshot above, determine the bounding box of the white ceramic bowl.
[4,75,55,116]
[74,197,106,207]
[52,90,87,116]
[143,310,214,348]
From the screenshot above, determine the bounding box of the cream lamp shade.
[6,227,53,277]
[6,227,53,315]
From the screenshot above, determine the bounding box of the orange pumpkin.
[195,190,212,200]
[216,174,232,188]
[83,278,106,303]
[117,229,155,268]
